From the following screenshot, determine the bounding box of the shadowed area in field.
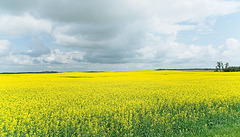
[61,76,93,78]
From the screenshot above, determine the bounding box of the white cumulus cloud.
[222,38,240,61]
[0,14,52,36]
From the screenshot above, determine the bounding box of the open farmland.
[1,71,240,136]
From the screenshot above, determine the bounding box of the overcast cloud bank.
[1,0,240,72]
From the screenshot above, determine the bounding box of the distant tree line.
[215,62,240,72]
[156,68,214,71]
[0,71,59,74]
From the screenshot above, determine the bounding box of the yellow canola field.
[0,71,240,136]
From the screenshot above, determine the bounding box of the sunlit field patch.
[0,71,240,136]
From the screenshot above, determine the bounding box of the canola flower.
[0,71,240,136]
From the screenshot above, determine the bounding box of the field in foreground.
[0,71,240,136]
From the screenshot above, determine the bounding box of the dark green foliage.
[215,62,240,72]
[215,62,224,72]
[223,66,240,72]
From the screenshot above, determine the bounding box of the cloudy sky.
[1,0,240,72]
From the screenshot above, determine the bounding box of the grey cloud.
[0,0,39,15]
[85,48,138,64]
[0,0,146,23]
[0,40,10,57]
[39,0,147,24]
[53,19,148,63]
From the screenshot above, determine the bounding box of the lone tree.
[215,62,229,72]
[225,62,229,70]
[215,62,224,72]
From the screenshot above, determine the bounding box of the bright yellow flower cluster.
[0,71,240,136]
